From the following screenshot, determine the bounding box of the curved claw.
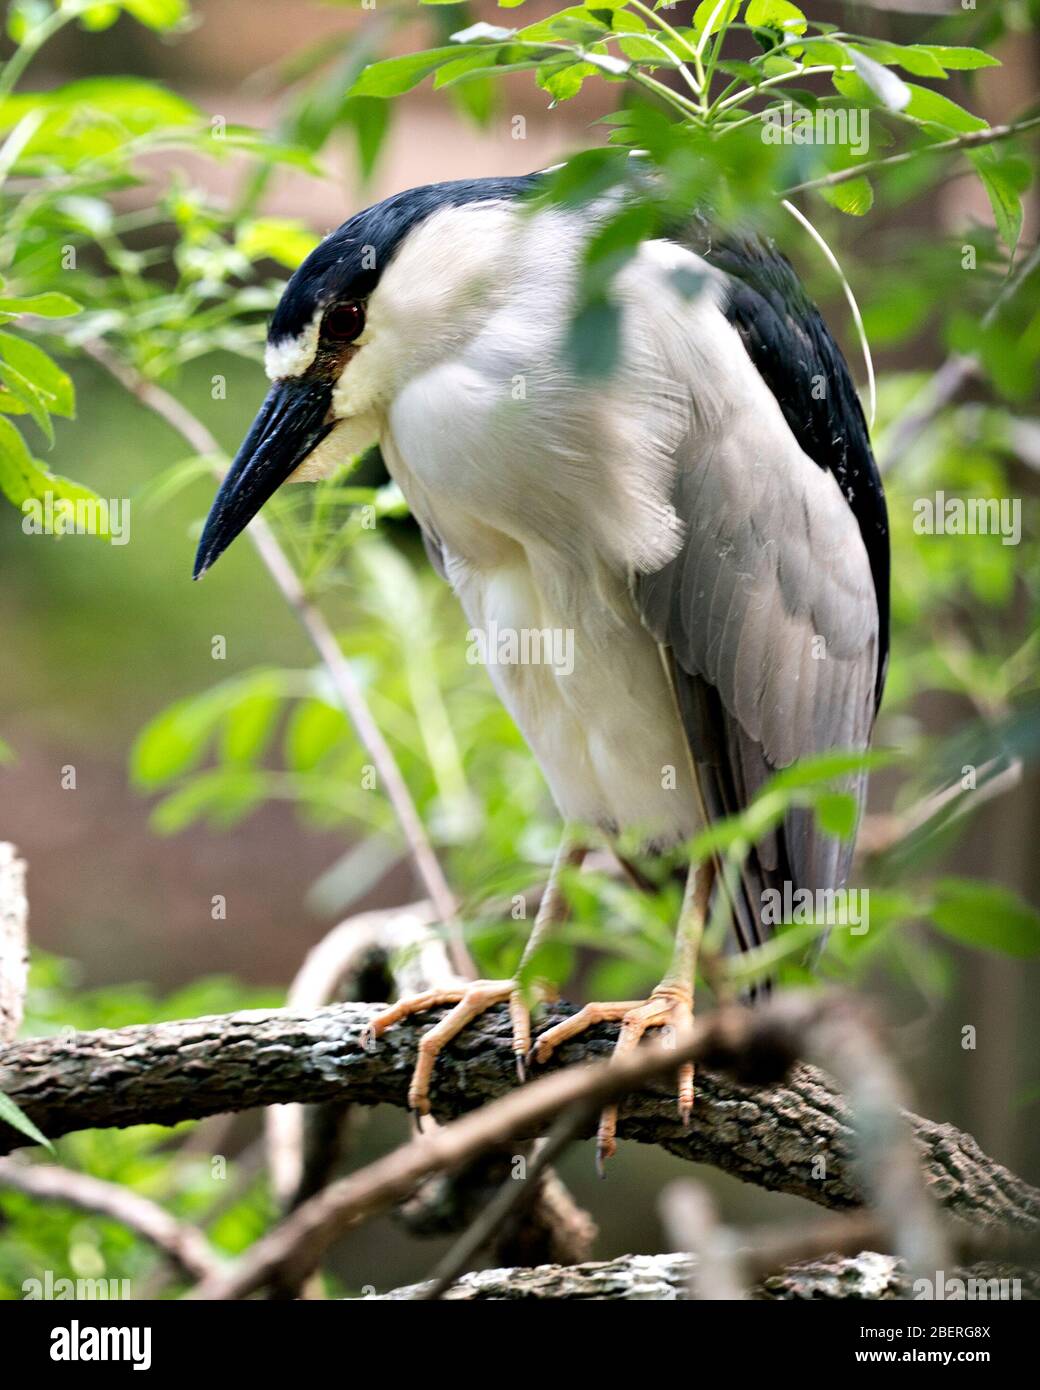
[531,986,695,1171]
[363,980,534,1116]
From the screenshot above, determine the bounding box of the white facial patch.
[328,202,520,422]
[264,308,322,380]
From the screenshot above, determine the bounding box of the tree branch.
[372,1250,1040,1301]
[0,1158,222,1282]
[1,996,1036,1235]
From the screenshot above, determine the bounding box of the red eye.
[324,302,365,343]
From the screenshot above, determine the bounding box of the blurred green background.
[1,0,1038,1297]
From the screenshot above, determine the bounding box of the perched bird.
[194,173,889,1163]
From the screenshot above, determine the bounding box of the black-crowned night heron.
[194,173,889,1164]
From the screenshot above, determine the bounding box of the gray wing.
[636,263,884,954]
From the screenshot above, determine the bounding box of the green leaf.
[122,0,189,29]
[929,879,1040,958]
[819,173,874,216]
[0,292,82,318]
[131,694,225,788]
[769,748,895,791]
[761,54,799,78]
[969,151,1025,255]
[716,59,762,83]
[692,0,741,38]
[813,791,859,839]
[746,0,807,36]
[285,700,347,773]
[0,358,54,443]
[151,769,268,834]
[849,41,945,80]
[350,47,481,98]
[236,217,320,270]
[917,45,1001,71]
[848,49,911,111]
[346,95,393,178]
[78,4,122,32]
[0,336,73,417]
[564,296,619,378]
[220,683,281,766]
[538,60,597,101]
[581,199,657,296]
[0,1091,54,1152]
[0,413,41,505]
[782,35,847,67]
[0,77,201,171]
[535,147,627,211]
[902,82,988,133]
[726,922,823,987]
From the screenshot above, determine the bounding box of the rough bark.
[1,999,1037,1231]
[374,1251,1039,1301]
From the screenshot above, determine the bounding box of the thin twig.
[783,115,1040,197]
[880,242,1040,469]
[659,1180,746,1299]
[0,1158,223,1282]
[266,903,442,1213]
[857,755,1023,858]
[418,1109,592,1301]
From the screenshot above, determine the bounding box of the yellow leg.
[531,859,712,1169]
[361,834,586,1116]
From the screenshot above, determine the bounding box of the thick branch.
[1,999,1036,1234]
[374,1251,1039,1301]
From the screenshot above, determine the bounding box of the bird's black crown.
[267,174,541,346]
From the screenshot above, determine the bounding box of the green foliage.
[0,952,278,1299]
[1,0,1038,1293]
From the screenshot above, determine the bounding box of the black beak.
[193,378,333,579]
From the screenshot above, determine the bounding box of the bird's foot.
[530,984,694,1172]
[361,979,551,1118]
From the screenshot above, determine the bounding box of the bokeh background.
[1,0,1038,1295]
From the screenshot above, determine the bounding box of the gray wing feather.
[636,388,880,952]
